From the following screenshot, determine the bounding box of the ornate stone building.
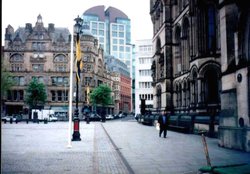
[150,0,250,151]
[2,15,116,119]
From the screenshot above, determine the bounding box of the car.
[48,115,58,122]
[85,113,101,121]
[142,114,160,126]
[105,114,114,120]
[1,115,19,122]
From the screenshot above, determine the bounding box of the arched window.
[174,26,181,74]
[10,54,24,71]
[207,5,216,53]
[54,54,67,62]
[182,17,190,72]
[192,71,198,105]
[54,54,67,72]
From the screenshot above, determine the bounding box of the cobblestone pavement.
[1,122,131,174]
[2,120,250,174]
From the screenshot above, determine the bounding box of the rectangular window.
[19,90,24,101]
[119,46,124,52]
[119,32,124,38]
[119,25,124,31]
[113,39,118,44]
[112,31,117,37]
[99,23,104,29]
[92,22,97,29]
[119,39,124,45]
[112,24,117,31]
[51,91,56,101]
[58,91,62,101]
[99,37,104,43]
[32,64,43,72]
[99,30,104,36]
[92,29,97,35]
[113,46,118,51]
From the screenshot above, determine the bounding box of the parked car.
[142,114,160,126]
[48,115,58,122]
[2,115,21,122]
[85,113,101,121]
[105,114,114,120]
[2,116,14,122]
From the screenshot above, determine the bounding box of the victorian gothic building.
[2,15,117,118]
[150,0,250,151]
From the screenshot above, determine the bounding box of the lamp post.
[72,15,83,141]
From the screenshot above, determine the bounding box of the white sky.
[2,0,153,45]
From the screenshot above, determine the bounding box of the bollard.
[86,116,90,124]
[10,118,13,124]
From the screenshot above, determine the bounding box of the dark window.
[207,6,216,52]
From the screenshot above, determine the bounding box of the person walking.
[158,110,169,138]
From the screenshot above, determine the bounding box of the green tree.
[90,84,112,107]
[1,69,13,99]
[1,64,14,114]
[25,78,47,109]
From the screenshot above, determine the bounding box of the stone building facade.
[105,55,132,114]
[2,15,116,119]
[150,0,250,151]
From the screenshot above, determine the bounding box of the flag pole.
[67,23,74,148]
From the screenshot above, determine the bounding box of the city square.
[1,0,250,173]
[2,120,250,174]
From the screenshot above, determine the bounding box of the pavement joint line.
[101,123,135,174]
[93,123,99,174]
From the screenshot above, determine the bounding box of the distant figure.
[158,110,169,138]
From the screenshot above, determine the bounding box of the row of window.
[139,70,152,76]
[139,57,152,64]
[112,31,125,38]
[91,22,105,30]
[139,82,152,88]
[139,94,154,101]
[51,77,69,85]
[10,63,68,72]
[113,38,124,45]
[7,90,24,101]
[111,24,125,31]
[91,29,105,36]
[139,45,153,52]
[51,90,68,102]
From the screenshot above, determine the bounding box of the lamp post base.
[72,118,81,141]
[72,131,81,141]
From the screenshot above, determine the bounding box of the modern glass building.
[82,6,133,76]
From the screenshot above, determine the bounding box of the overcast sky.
[2,0,153,45]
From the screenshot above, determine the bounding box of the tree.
[1,64,14,114]
[90,84,112,113]
[25,78,47,110]
[1,69,13,99]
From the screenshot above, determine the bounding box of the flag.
[86,86,90,104]
[76,37,83,81]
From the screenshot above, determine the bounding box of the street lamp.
[72,15,83,141]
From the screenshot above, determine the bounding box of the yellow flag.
[76,38,83,81]
[87,86,90,104]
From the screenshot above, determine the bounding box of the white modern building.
[135,39,154,114]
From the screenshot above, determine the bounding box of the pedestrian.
[157,110,169,138]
